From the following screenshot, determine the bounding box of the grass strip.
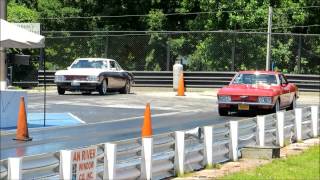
[222,145,320,180]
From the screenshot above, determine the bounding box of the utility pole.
[0,0,7,90]
[266,6,273,71]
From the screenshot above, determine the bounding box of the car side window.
[109,61,116,69]
[115,62,123,71]
[279,74,288,84]
[103,61,108,69]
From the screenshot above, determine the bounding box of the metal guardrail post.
[257,116,265,147]
[59,150,72,180]
[174,131,185,176]
[140,138,153,180]
[311,106,319,137]
[295,108,303,141]
[276,111,285,147]
[203,126,213,168]
[229,121,238,161]
[103,143,117,180]
[8,157,21,180]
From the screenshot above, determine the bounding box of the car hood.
[55,68,105,76]
[218,84,279,96]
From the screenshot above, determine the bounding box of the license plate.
[71,81,80,86]
[238,104,249,110]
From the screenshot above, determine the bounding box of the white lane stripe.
[88,109,206,125]
[68,113,86,124]
[53,102,174,110]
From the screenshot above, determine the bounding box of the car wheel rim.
[103,80,107,94]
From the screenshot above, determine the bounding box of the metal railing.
[12,70,320,92]
[0,106,319,179]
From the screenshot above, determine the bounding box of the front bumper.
[218,102,274,111]
[56,82,100,91]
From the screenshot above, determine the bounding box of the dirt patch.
[174,138,319,180]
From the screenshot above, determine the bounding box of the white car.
[54,58,134,95]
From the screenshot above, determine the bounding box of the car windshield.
[232,73,277,85]
[71,60,104,69]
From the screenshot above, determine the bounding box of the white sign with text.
[71,146,97,180]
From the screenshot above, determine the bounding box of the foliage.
[7,1,39,22]
[6,0,320,75]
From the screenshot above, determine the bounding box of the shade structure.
[0,19,45,48]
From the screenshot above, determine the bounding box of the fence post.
[295,108,302,141]
[174,131,185,176]
[141,137,153,180]
[8,157,21,180]
[203,126,213,168]
[104,143,117,180]
[229,121,238,161]
[60,150,72,180]
[276,111,285,147]
[311,106,319,137]
[257,116,265,147]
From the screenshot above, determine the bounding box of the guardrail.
[1,106,319,180]
[12,71,320,91]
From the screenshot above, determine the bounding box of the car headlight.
[218,96,231,103]
[54,75,65,82]
[86,75,99,81]
[258,96,272,104]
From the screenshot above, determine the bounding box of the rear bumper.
[56,82,100,91]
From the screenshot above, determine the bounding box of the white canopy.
[0,19,45,48]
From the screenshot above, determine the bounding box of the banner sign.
[71,146,97,180]
[13,23,41,35]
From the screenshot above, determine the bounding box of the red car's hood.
[218,84,279,96]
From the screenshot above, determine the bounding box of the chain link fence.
[42,32,320,74]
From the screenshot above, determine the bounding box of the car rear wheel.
[218,107,228,116]
[272,99,280,113]
[57,86,65,95]
[98,79,108,95]
[120,80,131,94]
[287,96,296,110]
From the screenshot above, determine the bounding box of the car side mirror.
[67,66,71,70]
[281,82,288,87]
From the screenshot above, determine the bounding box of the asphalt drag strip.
[0,108,245,160]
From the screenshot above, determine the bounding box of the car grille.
[231,95,258,102]
[65,75,87,81]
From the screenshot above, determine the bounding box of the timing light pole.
[266,6,273,71]
[0,0,7,90]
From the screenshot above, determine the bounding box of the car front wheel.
[218,107,228,116]
[98,79,108,95]
[57,86,65,95]
[272,99,280,113]
[287,96,296,110]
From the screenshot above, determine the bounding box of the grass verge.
[222,145,320,180]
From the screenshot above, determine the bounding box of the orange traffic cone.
[177,73,185,96]
[141,103,153,138]
[13,97,32,141]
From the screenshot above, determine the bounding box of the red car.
[217,71,298,116]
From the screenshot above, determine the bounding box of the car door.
[107,60,119,89]
[115,61,127,88]
[108,60,124,89]
[278,74,290,107]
